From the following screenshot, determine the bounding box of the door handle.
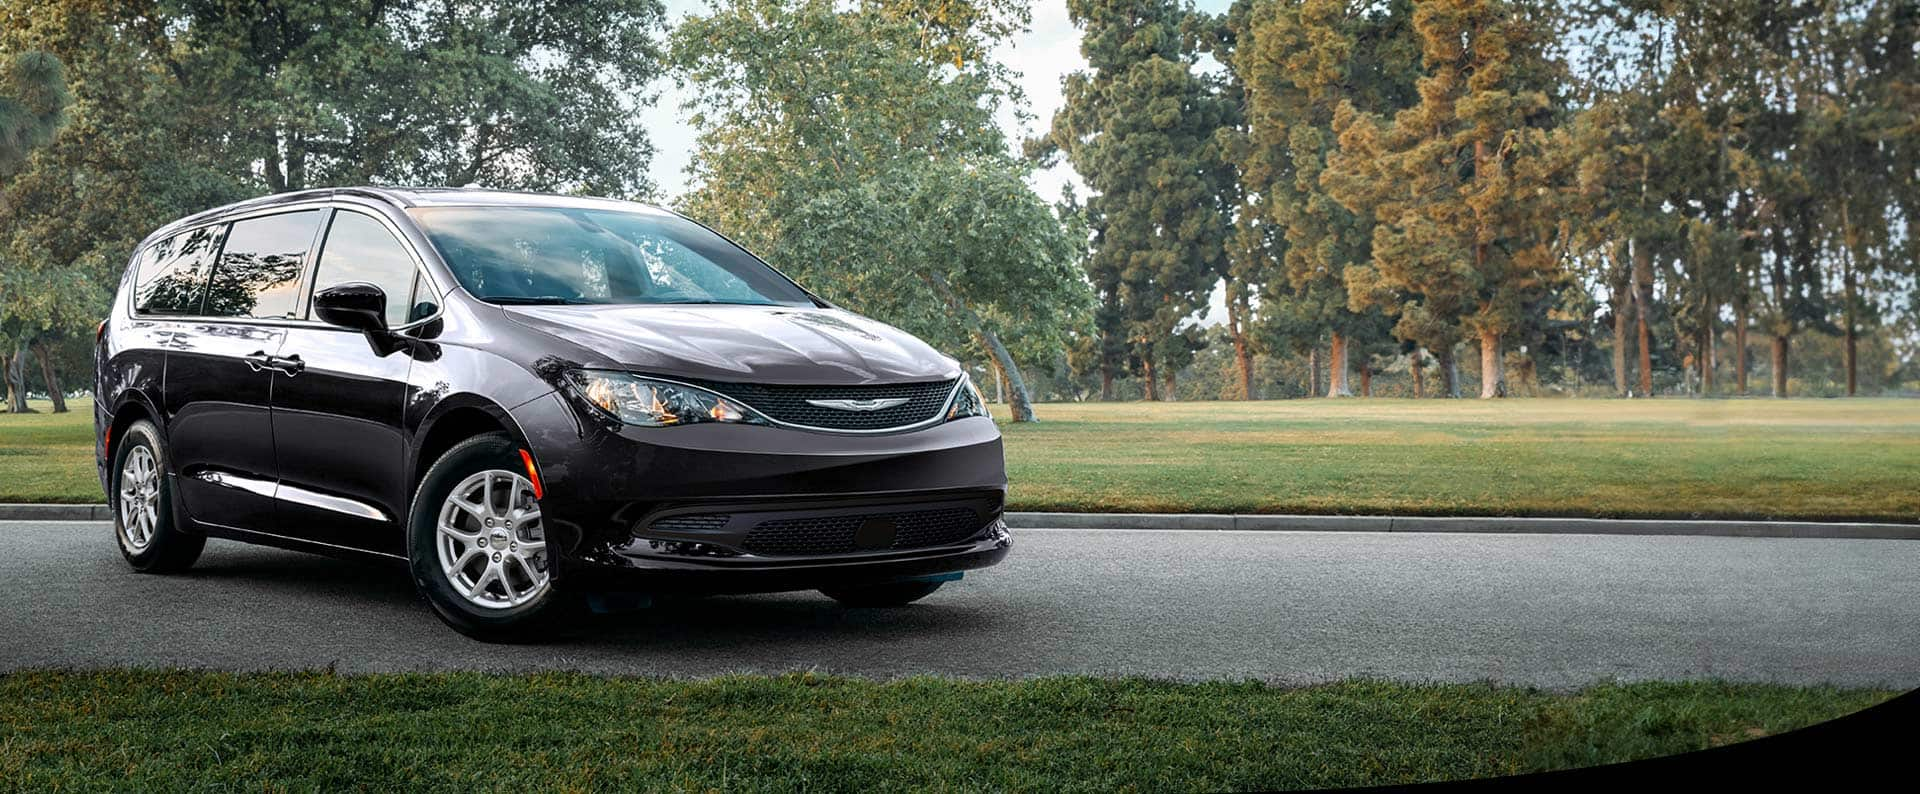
[269,354,305,376]
[243,351,273,372]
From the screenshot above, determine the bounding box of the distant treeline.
[1029,0,1920,401]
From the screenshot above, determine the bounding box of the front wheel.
[820,580,945,607]
[408,433,575,641]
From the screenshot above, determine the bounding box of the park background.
[3,0,1917,418]
[2,2,1917,787]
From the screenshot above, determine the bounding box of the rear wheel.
[820,580,945,607]
[408,433,575,641]
[113,419,204,573]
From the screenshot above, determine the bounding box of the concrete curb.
[5,504,1914,540]
[1006,511,1920,540]
[0,503,114,521]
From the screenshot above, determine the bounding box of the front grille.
[740,507,983,556]
[682,378,956,431]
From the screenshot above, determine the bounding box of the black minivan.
[96,187,1010,639]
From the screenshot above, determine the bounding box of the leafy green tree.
[1033,0,1236,401]
[1,0,668,411]
[0,49,67,175]
[160,0,665,196]
[673,0,1088,422]
[1325,0,1572,398]
[0,48,71,412]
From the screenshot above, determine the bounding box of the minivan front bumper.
[508,390,1010,593]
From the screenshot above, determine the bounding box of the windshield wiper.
[481,295,599,305]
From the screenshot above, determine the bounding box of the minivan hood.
[501,304,959,385]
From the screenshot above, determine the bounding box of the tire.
[407,432,576,641]
[820,580,945,608]
[112,419,204,573]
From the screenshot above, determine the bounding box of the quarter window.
[133,225,227,315]
[204,210,324,319]
[311,211,420,326]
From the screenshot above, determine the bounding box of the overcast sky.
[647,0,1234,202]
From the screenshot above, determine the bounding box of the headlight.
[947,375,990,420]
[567,370,770,428]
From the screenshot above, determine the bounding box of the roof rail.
[332,186,417,207]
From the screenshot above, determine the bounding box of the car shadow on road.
[181,542,1003,651]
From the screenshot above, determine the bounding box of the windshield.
[409,206,815,307]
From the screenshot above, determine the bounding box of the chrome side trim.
[193,470,276,498]
[274,482,391,523]
[194,469,389,522]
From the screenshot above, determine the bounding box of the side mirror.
[314,282,389,334]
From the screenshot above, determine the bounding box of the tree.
[1033,0,1236,401]
[2,0,668,412]
[1223,0,1417,399]
[1,48,70,413]
[0,49,67,174]
[1325,0,1571,398]
[167,0,666,196]
[673,0,1087,422]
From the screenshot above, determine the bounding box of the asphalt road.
[4,520,1917,688]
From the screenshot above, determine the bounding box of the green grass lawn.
[4,396,1918,521]
[0,398,100,504]
[0,670,1891,790]
[998,398,1920,522]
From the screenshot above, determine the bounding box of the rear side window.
[133,225,227,315]
[204,210,325,319]
[310,211,419,326]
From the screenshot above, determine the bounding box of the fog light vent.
[649,514,730,533]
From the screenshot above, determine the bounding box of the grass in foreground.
[0,671,1891,791]
[5,397,1919,521]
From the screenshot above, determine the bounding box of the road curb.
[6,504,1915,540]
[1006,511,1920,540]
[0,503,114,521]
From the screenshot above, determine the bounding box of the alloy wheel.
[436,469,549,608]
[118,445,160,551]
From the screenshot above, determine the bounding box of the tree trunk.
[1843,268,1858,397]
[34,341,66,413]
[1632,240,1655,397]
[1142,357,1158,401]
[1770,335,1789,398]
[1697,324,1714,397]
[1411,348,1426,399]
[1326,332,1351,397]
[1477,330,1505,398]
[1163,370,1176,402]
[1612,303,1630,397]
[1359,365,1372,397]
[977,329,1035,422]
[5,343,32,413]
[1607,240,1631,397]
[1841,206,1858,396]
[1307,347,1321,397]
[921,271,1037,421]
[1438,345,1459,398]
[1228,293,1255,400]
[1100,359,1113,402]
[1734,299,1749,394]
